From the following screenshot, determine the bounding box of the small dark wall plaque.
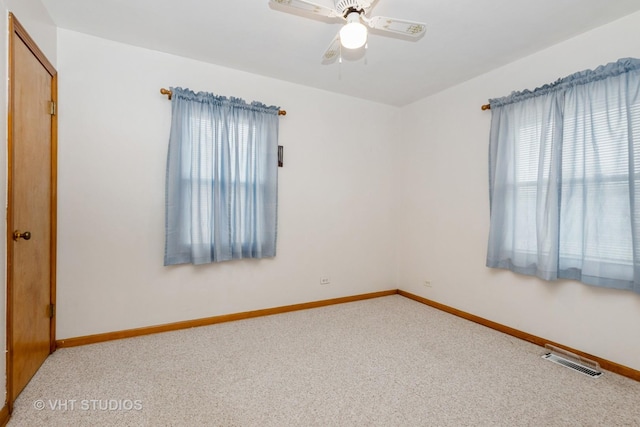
[278,145,283,167]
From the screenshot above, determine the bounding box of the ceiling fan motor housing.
[335,0,368,16]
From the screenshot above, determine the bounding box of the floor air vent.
[542,344,602,378]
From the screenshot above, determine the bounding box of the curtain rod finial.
[481,103,491,111]
[160,88,172,100]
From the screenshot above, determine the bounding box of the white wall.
[56,29,399,339]
[55,9,640,373]
[396,11,640,371]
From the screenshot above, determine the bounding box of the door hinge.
[49,101,56,116]
[48,303,55,318]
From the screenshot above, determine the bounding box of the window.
[165,88,279,266]
[487,58,640,294]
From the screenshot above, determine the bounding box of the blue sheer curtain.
[487,58,640,294]
[164,87,279,265]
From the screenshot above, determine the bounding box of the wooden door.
[7,13,57,405]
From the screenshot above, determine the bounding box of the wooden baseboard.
[398,290,640,382]
[54,287,639,383]
[0,403,10,427]
[56,289,399,348]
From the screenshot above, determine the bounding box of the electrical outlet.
[424,280,432,288]
[320,277,330,285]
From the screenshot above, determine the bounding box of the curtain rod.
[160,88,287,116]
[481,104,491,110]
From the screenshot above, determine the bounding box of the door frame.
[6,12,58,410]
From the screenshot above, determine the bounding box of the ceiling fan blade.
[366,16,426,37]
[362,0,378,10]
[270,0,339,18]
[321,33,341,63]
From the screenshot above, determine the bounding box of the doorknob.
[13,230,31,241]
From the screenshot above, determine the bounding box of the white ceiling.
[40,0,640,106]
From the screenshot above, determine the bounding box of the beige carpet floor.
[7,295,640,426]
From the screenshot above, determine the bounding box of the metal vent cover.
[542,353,603,377]
[542,344,602,378]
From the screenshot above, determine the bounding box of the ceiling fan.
[269,0,426,62]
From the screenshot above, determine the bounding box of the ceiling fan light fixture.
[270,0,427,63]
[339,12,367,49]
